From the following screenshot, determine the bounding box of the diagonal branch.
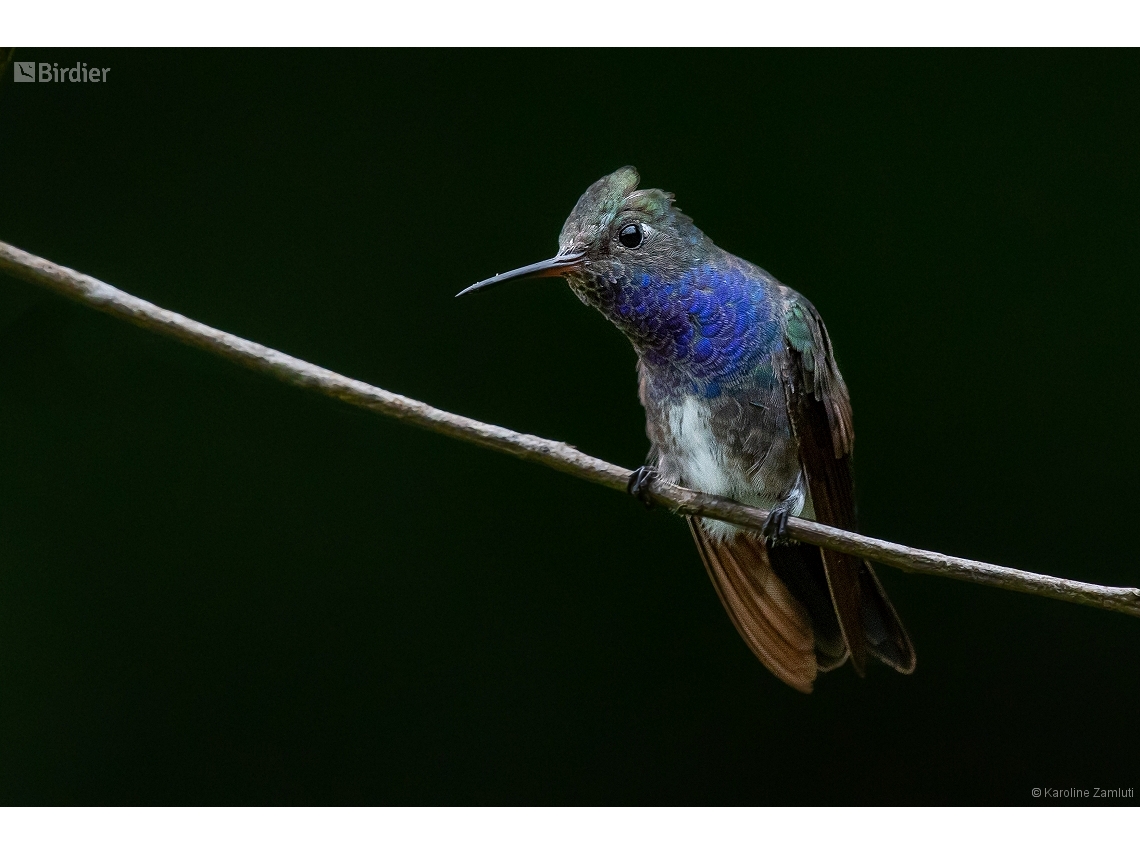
[2,239,1138,619]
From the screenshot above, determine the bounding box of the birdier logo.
[13,61,110,83]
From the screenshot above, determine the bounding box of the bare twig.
[2,239,1138,619]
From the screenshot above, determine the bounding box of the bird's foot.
[761,505,792,546]
[626,466,658,509]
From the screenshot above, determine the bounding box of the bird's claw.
[627,466,658,509]
[762,506,791,546]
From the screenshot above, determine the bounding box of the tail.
[688,518,914,692]
[687,518,817,692]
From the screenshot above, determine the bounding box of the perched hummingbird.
[459,167,915,693]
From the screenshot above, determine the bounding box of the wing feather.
[780,297,915,676]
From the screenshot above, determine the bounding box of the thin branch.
[2,239,1138,619]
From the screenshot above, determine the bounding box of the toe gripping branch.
[626,466,658,509]
[761,505,791,546]
[626,465,791,544]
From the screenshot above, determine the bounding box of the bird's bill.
[456,253,585,297]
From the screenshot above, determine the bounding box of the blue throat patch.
[574,261,782,398]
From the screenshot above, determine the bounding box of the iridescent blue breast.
[570,258,782,397]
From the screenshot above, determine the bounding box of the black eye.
[618,223,643,249]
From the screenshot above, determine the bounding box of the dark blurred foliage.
[0,49,1137,804]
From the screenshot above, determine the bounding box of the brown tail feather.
[687,518,817,693]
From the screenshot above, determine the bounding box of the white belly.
[660,396,806,542]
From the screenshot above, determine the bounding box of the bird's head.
[457,166,705,306]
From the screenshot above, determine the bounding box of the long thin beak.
[455,252,585,297]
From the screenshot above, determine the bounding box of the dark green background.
[1,50,1137,805]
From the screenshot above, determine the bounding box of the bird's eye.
[618,223,643,249]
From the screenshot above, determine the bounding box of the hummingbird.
[458,166,915,693]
